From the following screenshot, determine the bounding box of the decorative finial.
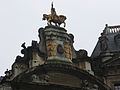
[5,69,10,77]
[42,3,67,27]
[21,42,26,49]
[105,24,108,27]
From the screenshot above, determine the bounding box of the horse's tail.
[59,15,67,20]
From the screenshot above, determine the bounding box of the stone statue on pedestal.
[42,2,67,27]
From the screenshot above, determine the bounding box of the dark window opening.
[114,84,120,90]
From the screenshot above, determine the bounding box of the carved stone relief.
[31,74,49,83]
[99,35,108,51]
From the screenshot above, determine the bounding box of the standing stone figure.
[99,35,108,51]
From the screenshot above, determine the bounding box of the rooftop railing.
[104,24,120,34]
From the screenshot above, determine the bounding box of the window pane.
[114,84,120,90]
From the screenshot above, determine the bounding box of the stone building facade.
[0,5,120,90]
[92,24,120,90]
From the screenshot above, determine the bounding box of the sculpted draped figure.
[42,2,67,27]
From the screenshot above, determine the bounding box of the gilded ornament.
[42,2,67,27]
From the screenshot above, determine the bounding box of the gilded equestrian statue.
[42,2,67,27]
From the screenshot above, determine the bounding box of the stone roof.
[91,24,120,58]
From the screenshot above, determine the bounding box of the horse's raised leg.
[47,20,52,26]
[47,22,49,25]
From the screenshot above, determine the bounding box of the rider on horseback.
[42,2,67,27]
[50,2,58,21]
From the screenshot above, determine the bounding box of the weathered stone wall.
[0,85,11,90]
[47,72,81,87]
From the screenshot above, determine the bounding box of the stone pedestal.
[39,26,74,63]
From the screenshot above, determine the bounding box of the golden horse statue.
[42,2,67,27]
[42,14,67,27]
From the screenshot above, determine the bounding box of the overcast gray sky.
[0,0,120,76]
